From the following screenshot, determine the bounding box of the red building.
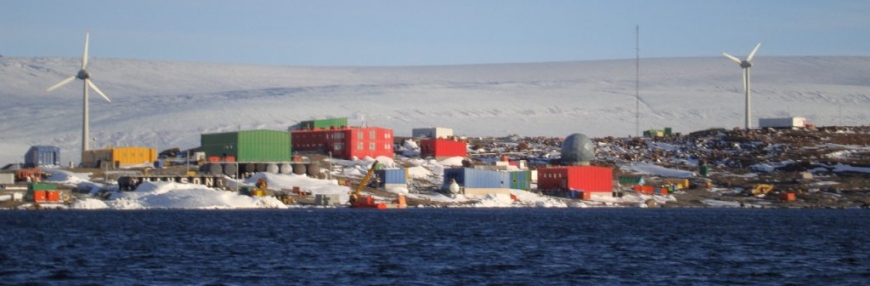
[292,127,394,160]
[537,166,613,197]
[419,138,467,159]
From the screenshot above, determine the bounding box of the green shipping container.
[201,130,291,162]
[618,176,644,185]
[509,170,531,191]
[664,127,673,135]
[28,182,57,191]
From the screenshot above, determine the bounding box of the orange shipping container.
[33,190,47,202]
[46,190,61,202]
[633,185,654,194]
[779,192,796,201]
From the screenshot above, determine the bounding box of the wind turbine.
[46,32,112,156]
[723,42,761,130]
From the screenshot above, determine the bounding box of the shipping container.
[662,178,689,189]
[0,173,14,185]
[537,166,612,193]
[509,170,531,190]
[24,146,60,167]
[420,139,467,159]
[32,190,47,202]
[759,117,807,129]
[633,185,654,194]
[618,176,644,186]
[376,169,407,185]
[779,192,796,201]
[443,168,510,190]
[46,190,61,202]
[28,182,57,191]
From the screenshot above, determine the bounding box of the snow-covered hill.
[1,56,869,164]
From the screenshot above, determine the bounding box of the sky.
[2,0,869,66]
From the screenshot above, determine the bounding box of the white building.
[758,117,807,130]
[412,127,453,139]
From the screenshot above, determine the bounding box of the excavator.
[349,160,379,207]
[348,160,406,209]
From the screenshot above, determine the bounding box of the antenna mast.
[635,25,640,137]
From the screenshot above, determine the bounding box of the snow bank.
[70,198,110,210]
[105,181,288,210]
[44,168,92,186]
[246,172,351,203]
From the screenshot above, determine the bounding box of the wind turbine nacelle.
[740,61,752,69]
[76,69,90,80]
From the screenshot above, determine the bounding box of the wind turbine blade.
[46,76,77,92]
[82,32,90,69]
[746,42,761,62]
[722,52,742,64]
[86,79,112,102]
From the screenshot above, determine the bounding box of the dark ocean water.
[1,208,868,285]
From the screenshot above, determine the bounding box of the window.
[384,144,391,150]
[358,142,363,150]
[370,130,376,139]
[334,143,344,150]
[385,133,391,139]
[370,142,375,150]
[358,131,363,138]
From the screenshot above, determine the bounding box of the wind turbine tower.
[46,32,112,156]
[723,43,761,130]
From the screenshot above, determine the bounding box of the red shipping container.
[420,139,467,159]
[46,190,60,202]
[632,185,654,194]
[32,190,47,202]
[779,192,796,201]
[537,166,613,193]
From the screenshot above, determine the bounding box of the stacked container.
[26,183,60,203]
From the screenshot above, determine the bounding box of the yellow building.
[82,147,157,168]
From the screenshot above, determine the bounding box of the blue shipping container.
[376,169,407,185]
[24,146,60,168]
[443,168,510,189]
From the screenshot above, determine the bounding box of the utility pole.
[635,25,640,137]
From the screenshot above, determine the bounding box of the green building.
[200,129,291,162]
[299,117,348,130]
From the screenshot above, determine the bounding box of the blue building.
[25,146,60,167]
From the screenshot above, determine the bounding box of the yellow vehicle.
[751,184,774,195]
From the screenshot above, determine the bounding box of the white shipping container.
[759,117,806,129]
[0,173,14,185]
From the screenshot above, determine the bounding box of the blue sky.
[2,0,868,66]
